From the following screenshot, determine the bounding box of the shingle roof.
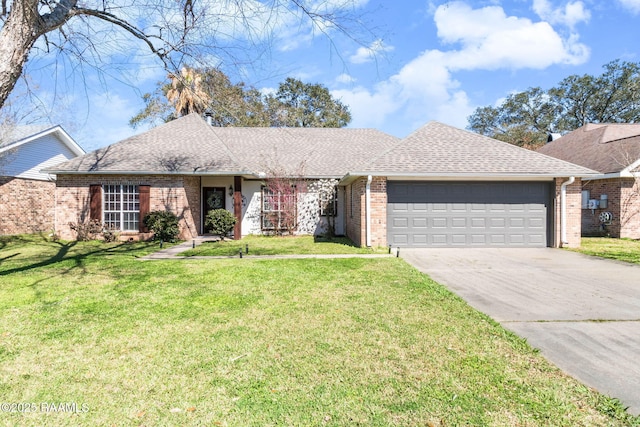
[48,115,595,179]
[351,121,596,177]
[537,123,640,174]
[48,113,401,177]
[48,114,248,174]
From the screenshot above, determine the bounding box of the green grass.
[1,234,639,426]
[180,235,388,256]
[571,237,640,264]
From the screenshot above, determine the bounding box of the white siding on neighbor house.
[3,134,77,181]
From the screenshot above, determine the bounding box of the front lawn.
[180,235,388,256]
[571,237,640,264]
[0,235,638,426]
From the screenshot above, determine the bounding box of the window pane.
[102,184,140,231]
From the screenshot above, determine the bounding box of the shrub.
[143,210,180,242]
[68,219,103,241]
[101,226,120,243]
[205,209,237,239]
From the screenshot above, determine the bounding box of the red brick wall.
[582,178,640,239]
[55,174,200,240]
[0,176,56,235]
[345,179,364,246]
[369,177,387,247]
[552,178,582,248]
[345,176,387,248]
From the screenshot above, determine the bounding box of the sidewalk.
[139,237,396,260]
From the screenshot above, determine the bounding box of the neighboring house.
[538,123,640,239]
[0,125,85,235]
[46,113,595,247]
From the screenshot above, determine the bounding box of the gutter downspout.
[365,175,372,247]
[560,176,575,246]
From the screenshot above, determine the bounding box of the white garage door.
[387,181,552,247]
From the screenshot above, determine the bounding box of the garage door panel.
[412,234,428,245]
[471,217,486,228]
[451,217,466,228]
[528,217,544,228]
[393,217,408,228]
[432,218,447,228]
[388,181,551,248]
[451,234,467,244]
[432,235,447,245]
[412,218,428,228]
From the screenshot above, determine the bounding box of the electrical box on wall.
[600,194,608,209]
[581,190,590,209]
[587,199,599,209]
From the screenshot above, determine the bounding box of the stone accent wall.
[55,174,200,240]
[582,178,640,239]
[345,176,387,248]
[0,176,56,235]
[552,178,582,248]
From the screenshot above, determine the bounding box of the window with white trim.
[261,186,297,230]
[103,184,140,231]
[319,186,338,217]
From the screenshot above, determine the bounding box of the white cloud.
[435,2,589,69]
[532,0,591,28]
[349,39,394,64]
[618,0,640,13]
[335,73,357,84]
[337,1,590,134]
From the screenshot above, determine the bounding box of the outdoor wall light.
[228,185,234,197]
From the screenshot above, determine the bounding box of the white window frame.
[103,184,140,231]
[261,186,297,230]
[319,186,338,217]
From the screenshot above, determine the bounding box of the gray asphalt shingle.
[538,123,640,174]
[48,114,595,178]
[353,121,597,177]
[48,114,400,177]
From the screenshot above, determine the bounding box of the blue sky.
[14,0,640,152]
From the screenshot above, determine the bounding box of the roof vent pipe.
[561,176,575,246]
[547,133,562,143]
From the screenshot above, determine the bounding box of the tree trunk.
[0,0,76,109]
[0,0,41,108]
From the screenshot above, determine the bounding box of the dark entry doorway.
[202,187,226,233]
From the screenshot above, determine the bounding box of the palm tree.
[166,67,210,117]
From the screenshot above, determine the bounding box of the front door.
[203,187,226,233]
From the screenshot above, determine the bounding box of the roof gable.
[49,114,248,174]
[1,125,85,180]
[538,124,640,174]
[352,121,595,177]
[0,125,85,156]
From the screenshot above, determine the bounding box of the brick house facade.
[0,177,56,235]
[581,178,640,238]
[0,125,84,236]
[54,174,201,241]
[345,177,387,248]
[538,123,640,240]
[552,178,582,248]
[47,114,594,247]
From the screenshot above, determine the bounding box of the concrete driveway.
[401,248,640,415]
